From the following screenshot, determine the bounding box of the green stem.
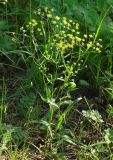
[29,0,32,52]
[14,0,18,35]
[93,7,110,43]
[5,2,8,23]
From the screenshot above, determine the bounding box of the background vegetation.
[0,0,113,159]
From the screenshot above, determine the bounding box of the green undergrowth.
[0,0,113,159]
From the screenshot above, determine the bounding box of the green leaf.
[17,93,37,118]
[79,80,90,87]
[62,135,76,145]
[0,34,15,50]
[96,144,107,153]
[68,81,76,91]
[106,0,113,5]
[106,105,113,116]
[0,21,11,30]
[104,128,113,144]
[82,110,104,123]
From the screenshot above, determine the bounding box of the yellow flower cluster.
[44,12,102,53]
[20,7,103,54]
[20,26,26,33]
[20,19,38,35]
[95,41,102,53]
[47,17,82,51]
[29,19,38,27]
[34,7,53,19]
[53,28,102,52]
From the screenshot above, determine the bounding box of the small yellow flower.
[82,42,85,46]
[56,41,64,48]
[37,28,41,32]
[71,29,75,33]
[72,40,75,45]
[67,23,71,27]
[52,20,57,24]
[32,19,37,23]
[63,19,68,25]
[12,32,15,35]
[89,34,93,38]
[53,39,57,43]
[76,23,79,30]
[38,11,41,15]
[69,19,73,23]
[63,34,66,38]
[23,30,26,33]
[76,36,81,42]
[76,31,80,35]
[38,8,41,12]
[45,7,48,12]
[55,34,59,37]
[55,16,60,21]
[31,19,38,27]
[84,34,88,38]
[87,42,93,49]
[63,17,66,20]
[68,44,74,48]
[99,39,102,42]
[96,47,101,53]
[40,32,43,36]
[60,31,65,34]
[20,27,24,31]
[67,34,73,38]
[96,43,100,46]
[47,14,52,18]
